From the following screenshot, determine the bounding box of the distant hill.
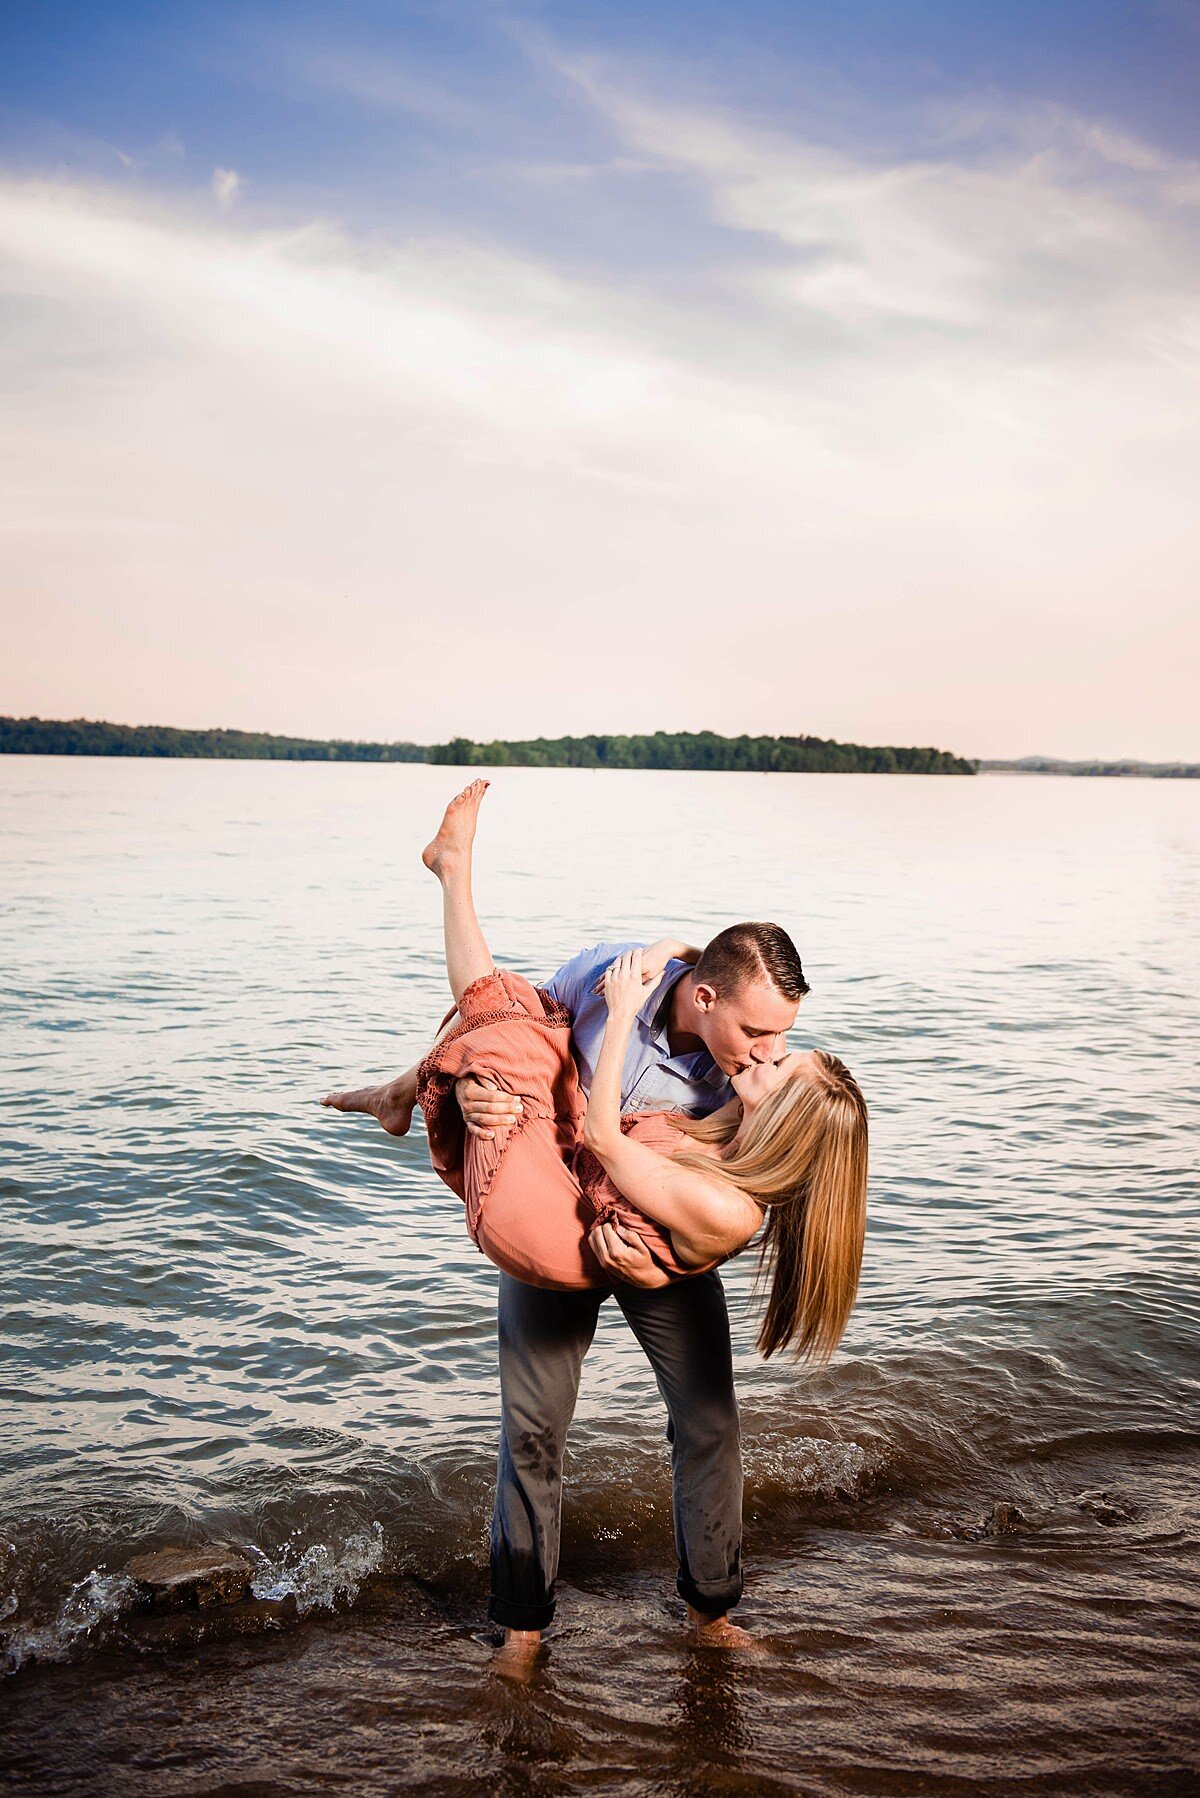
[981,757,1198,779]
[0,716,975,774]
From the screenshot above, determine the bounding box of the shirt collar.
[641,963,725,1084]
[640,961,689,1038]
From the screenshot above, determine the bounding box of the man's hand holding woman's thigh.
[456,1074,523,1140]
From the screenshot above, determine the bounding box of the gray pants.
[488,1269,743,1631]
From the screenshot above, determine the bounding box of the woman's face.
[729,1048,816,1110]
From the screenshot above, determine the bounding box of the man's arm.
[543,940,637,1010]
[583,951,761,1265]
[588,937,701,996]
[456,941,633,1140]
[457,935,700,1139]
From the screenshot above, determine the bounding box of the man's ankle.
[491,1625,542,1680]
[687,1604,725,1629]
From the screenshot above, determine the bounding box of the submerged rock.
[945,1500,1030,1541]
[125,1547,254,1611]
[127,1593,299,1649]
[1074,1489,1131,1526]
[946,1489,1133,1543]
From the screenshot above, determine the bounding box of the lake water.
[2,758,1197,1794]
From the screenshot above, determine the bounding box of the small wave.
[1,1522,385,1677]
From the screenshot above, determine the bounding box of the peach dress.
[416,969,715,1291]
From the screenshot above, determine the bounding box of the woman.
[409,780,868,1362]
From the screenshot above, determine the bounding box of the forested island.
[427,731,975,774]
[0,716,974,774]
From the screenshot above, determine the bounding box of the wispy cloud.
[554,57,1200,361]
[1,46,1198,756]
[211,167,242,209]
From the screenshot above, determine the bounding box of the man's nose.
[748,1039,776,1063]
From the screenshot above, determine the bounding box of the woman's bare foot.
[321,1074,416,1136]
[489,1627,542,1683]
[422,779,490,882]
[686,1606,763,1653]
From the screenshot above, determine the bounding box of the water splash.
[1,1569,136,1676]
[745,1434,881,1500]
[248,1522,384,1614]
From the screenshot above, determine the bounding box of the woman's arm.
[590,1131,756,1266]
[582,950,761,1266]
[581,948,643,1156]
[590,936,702,995]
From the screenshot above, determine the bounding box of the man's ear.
[691,981,719,1013]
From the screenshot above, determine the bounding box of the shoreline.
[2,750,1198,779]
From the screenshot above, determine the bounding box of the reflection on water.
[1,759,1197,1790]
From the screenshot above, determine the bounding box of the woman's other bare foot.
[321,1075,416,1137]
[686,1605,763,1653]
[422,779,490,882]
[489,1627,542,1682]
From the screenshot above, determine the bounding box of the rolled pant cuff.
[488,1593,556,1632]
[677,1571,743,1616]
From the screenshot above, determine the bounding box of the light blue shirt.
[543,941,733,1117]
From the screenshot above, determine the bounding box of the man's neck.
[665,972,707,1058]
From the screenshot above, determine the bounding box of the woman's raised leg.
[323,780,494,1129]
[421,778,496,1005]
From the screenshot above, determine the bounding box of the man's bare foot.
[686,1605,763,1653]
[321,1075,416,1137]
[422,779,490,882]
[489,1626,542,1682]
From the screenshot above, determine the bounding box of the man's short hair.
[693,922,809,1002]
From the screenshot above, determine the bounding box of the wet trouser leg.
[488,1272,603,1631]
[488,1268,742,1630]
[614,1271,743,1616]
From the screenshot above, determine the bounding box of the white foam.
[248,1522,384,1614]
[1,1569,136,1676]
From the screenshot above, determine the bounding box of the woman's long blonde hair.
[673,1052,868,1363]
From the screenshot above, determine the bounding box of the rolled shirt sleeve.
[542,941,638,1018]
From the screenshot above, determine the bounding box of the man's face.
[688,975,799,1077]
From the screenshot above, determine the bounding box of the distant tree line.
[980,757,1198,779]
[1,717,978,774]
[8,717,1190,776]
[428,731,977,775]
[0,717,425,761]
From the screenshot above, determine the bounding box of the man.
[326,921,808,1672]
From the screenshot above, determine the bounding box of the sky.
[1,1,1198,760]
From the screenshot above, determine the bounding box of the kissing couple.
[325,780,867,1675]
